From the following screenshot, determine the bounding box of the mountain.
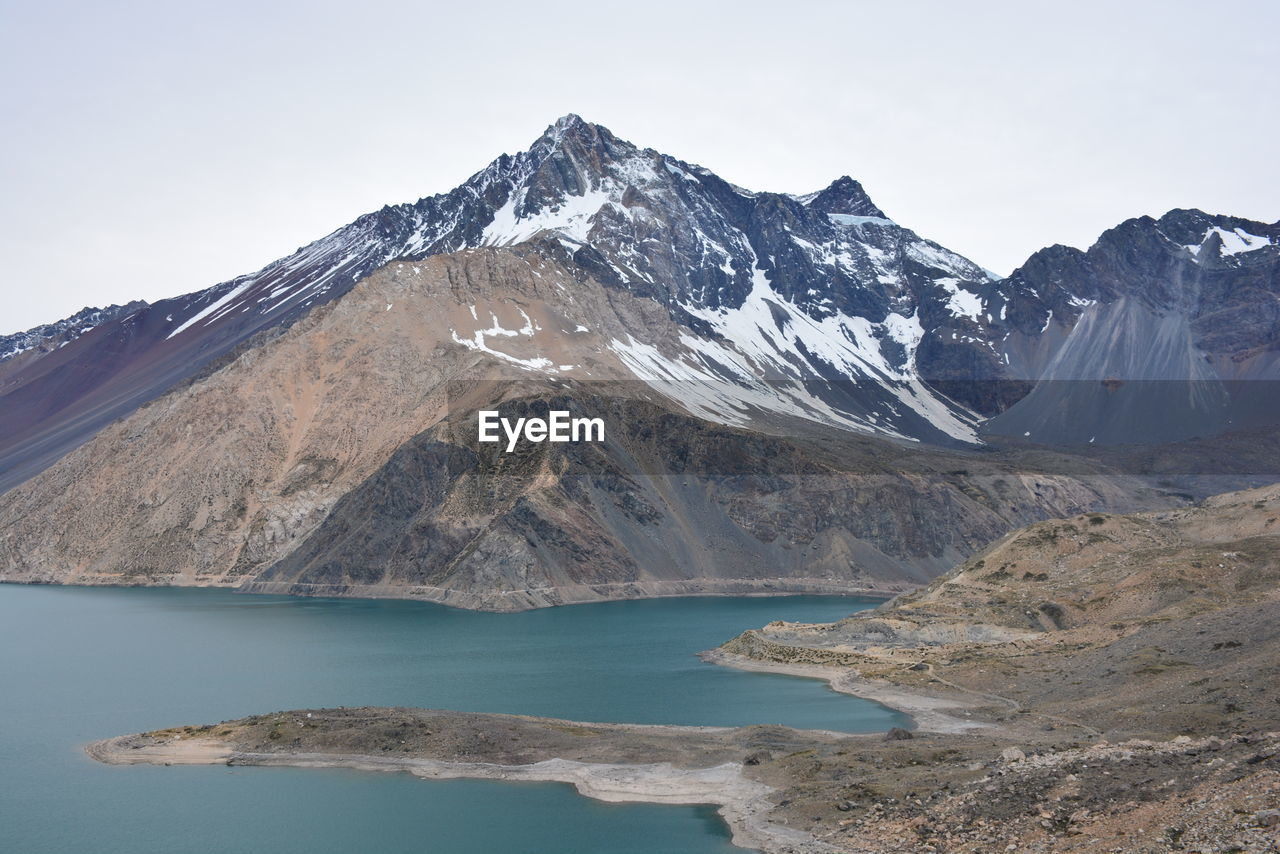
[0,246,1165,608]
[0,115,1018,497]
[0,115,1275,607]
[982,209,1280,443]
[5,117,1277,497]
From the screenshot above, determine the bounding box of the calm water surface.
[0,585,905,853]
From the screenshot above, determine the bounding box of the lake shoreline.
[4,587,894,854]
[86,705,1280,854]
[86,710,866,854]
[699,650,993,735]
[87,743,816,852]
[0,577,901,613]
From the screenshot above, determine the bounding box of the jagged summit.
[799,176,888,220]
[550,112,589,130]
[535,116,891,218]
[1155,207,1280,247]
[540,112,610,145]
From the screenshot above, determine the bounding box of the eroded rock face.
[982,210,1280,443]
[242,407,1139,610]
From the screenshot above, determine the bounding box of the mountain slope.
[0,246,1169,608]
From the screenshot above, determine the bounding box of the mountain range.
[1,115,1276,608]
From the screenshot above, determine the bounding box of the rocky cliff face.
[243,396,1164,611]
[982,210,1280,443]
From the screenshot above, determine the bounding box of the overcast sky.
[2,0,1276,334]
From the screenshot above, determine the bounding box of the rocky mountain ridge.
[0,116,1008,495]
[0,301,146,362]
[4,116,1277,497]
[983,209,1280,443]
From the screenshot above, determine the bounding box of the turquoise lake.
[0,585,905,853]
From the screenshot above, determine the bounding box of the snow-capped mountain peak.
[1,116,1013,495]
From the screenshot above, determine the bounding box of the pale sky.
[2,0,1276,334]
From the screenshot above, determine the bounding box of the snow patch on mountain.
[827,213,895,228]
[167,282,254,339]
[482,186,615,247]
[1186,226,1274,259]
[607,264,981,443]
[935,277,984,323]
